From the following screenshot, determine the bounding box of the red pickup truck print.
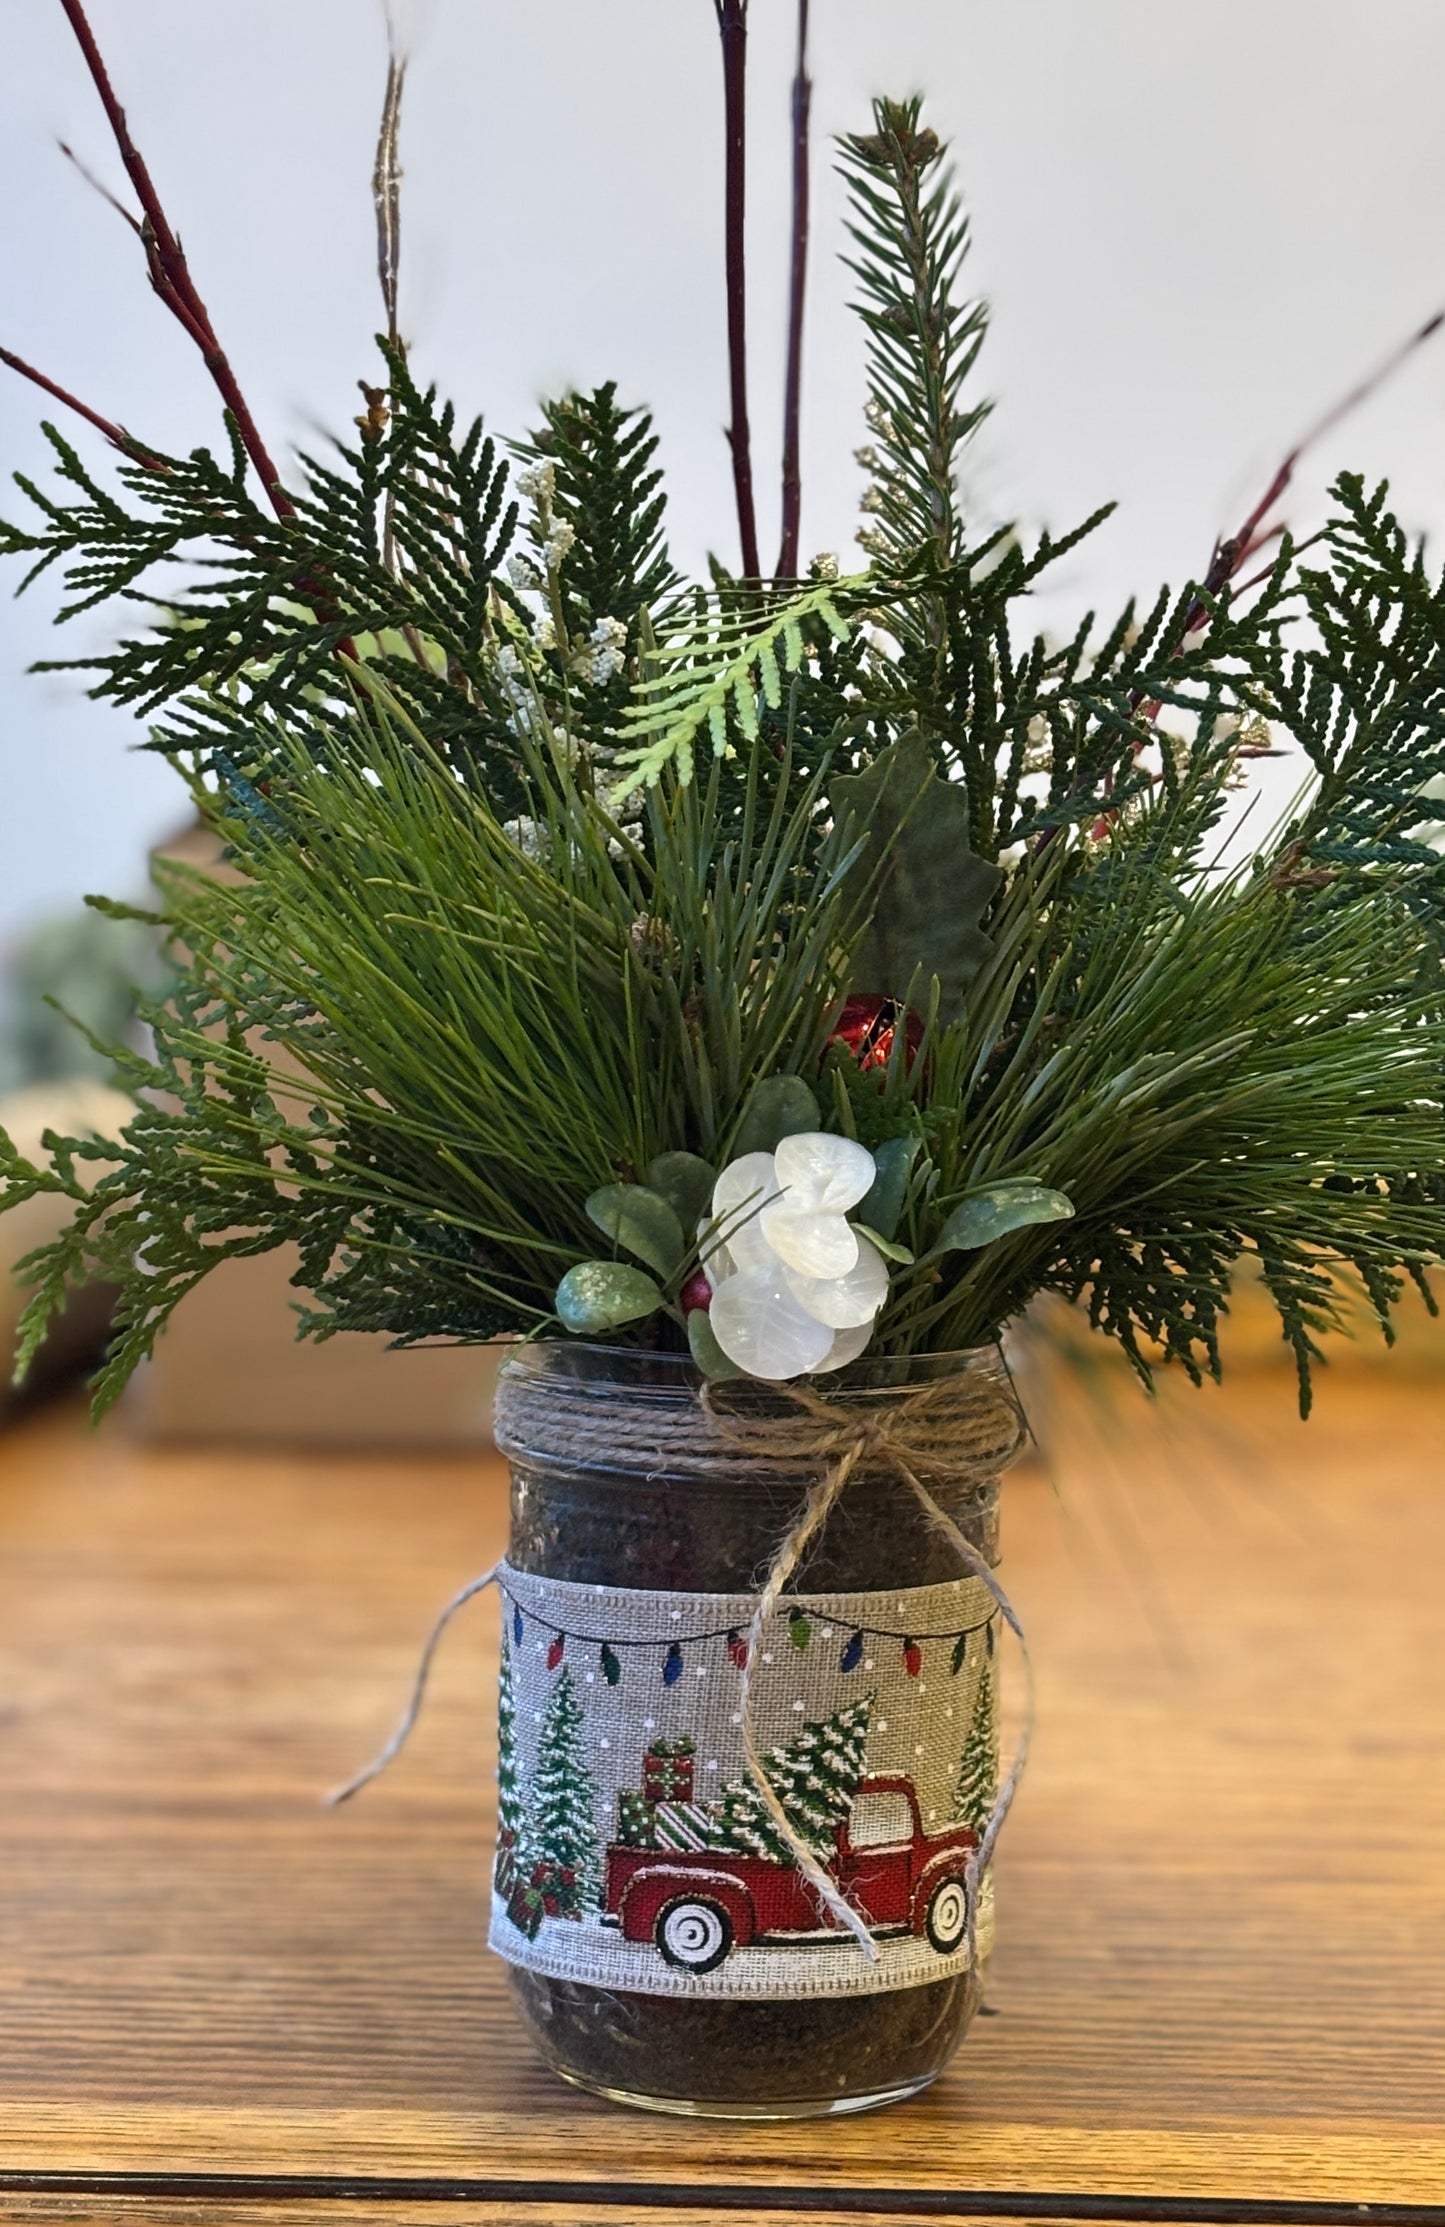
[602,1774,978,1974]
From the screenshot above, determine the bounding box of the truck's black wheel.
[924,1876,969,1955]
[655,1895,734,1974]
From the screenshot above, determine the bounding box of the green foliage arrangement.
[3,14,1444,1415]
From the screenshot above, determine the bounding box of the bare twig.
[54,0,294,519]
[373,53,406,351]
[372,41,407,589]
[0,343,163,467]
[713,0,760,580]
[57,137,141,235]
[775,0,810,582]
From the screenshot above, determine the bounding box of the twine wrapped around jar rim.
[492,1349,1027,1489]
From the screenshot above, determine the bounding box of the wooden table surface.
[0,1361,1442,2226]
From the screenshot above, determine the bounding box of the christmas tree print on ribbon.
[494,1632,528,1898]
[507,1664,602,1939]
[953,1652,999,1837]
[710,1695,873,1864]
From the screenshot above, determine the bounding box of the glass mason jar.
[493,1339,1022,2120]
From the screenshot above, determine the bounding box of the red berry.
[680,1271,713,1314]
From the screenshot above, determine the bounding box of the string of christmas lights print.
[490,1564,1001,1999]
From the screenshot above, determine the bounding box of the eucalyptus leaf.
[931,1181,1074,1257]
[853,1221,915,1265]
[687,1305,744,1381]
[643,1151,717,1225]
[856,1134,920,1241]
[556,1260,665,1333]
[585,1183,685,1277]
[730,1074,820,1160]
[831,734,1003,1024]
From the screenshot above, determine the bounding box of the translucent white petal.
[785,1230,889,1329]
[710,1151,781,1269]
[759,1201,859,1279]
[773,1131,876,1215]
[708,1262,835,1380]
[807,1319,878,1375]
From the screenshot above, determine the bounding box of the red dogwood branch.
[0,343,163,466]
[714,0,760,580]
[1197,305,1445,617]
[54,0,294,520]
[775,0,810,582]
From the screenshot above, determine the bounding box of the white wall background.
[3,0,1445,946]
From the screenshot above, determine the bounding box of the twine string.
[330,1359,1029,1977]
[698,1372,1029,1963]
[326,1564,501,1806]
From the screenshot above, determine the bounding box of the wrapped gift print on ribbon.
[490,1565,1002,2000]
[642,1736,696,1806]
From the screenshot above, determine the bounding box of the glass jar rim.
[498,1335,1008,1397]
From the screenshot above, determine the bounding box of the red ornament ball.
[830,995,924,1073]
[680,1270,713,1314]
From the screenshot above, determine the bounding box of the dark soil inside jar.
[504,1379,1001,2113]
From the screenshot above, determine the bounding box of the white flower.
[760,1131,875,1277]
[546,520,576,566]
[507,553,542,591]
[699,1132,887,1381]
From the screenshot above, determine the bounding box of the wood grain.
[0,1360,1442,2218]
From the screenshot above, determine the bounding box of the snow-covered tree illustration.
[527,1665,601,1916]
[494,1633,527,1897]
[954,1655,999,1838]
[711,1695,872,1863]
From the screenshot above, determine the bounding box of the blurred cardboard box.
[117,819,502,1447]
[123,1246,501,1447]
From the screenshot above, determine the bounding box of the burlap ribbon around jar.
[330,1354,1032,1967]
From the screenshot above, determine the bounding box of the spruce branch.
[841,99,989,599]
